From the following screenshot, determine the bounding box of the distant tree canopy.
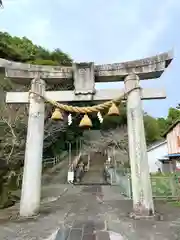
[0,32,72,66]
[157,107,180,135]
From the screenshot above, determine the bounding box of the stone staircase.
[80,153,107,185]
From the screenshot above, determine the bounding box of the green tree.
[101,104,127,130]
[167,107,180,125]
[0,32,73,65]
[0,32,73,208]
[157,117,168,135]
[100,105,162,145]
[144,114,162,144]
[156,107,180,136]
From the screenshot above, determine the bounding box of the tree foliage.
[157,107,180,135]
[0,32,73,207]
[0,32,72,65]
[144,114,162,145]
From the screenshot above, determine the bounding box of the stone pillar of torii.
[0,51,173,217]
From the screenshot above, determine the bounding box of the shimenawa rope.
[29,87,141,114]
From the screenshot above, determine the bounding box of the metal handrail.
[42,151,68,168]
[68,152,82,171]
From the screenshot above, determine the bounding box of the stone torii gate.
[0,51,173,217]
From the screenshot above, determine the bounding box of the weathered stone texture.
[0,51,173,83]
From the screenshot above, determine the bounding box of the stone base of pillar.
[134,203,154,215]
[129,212,154,220]
[20,201,40,218]
[18,213,40,221]
[129,208,163,221]
[129,212,164,221]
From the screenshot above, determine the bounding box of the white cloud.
[124,0,180,59]
[0,0,179,61]
[49,0,178,64]
[0,0,53,48]
[2,0,30,11]
[0,0,33,36]
[24,18,51,46]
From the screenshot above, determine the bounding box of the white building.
[147,140,168,173]
[163,119,180,172]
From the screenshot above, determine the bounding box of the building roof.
[165,153,180,158]
[162,119,180,137]
[147,140,167,152]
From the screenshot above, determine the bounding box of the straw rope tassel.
[79,114,92,128]
[29,87,140,114]
[51,108,63,120]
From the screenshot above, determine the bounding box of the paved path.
[1,185,180,239]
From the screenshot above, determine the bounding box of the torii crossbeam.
[6,88,166,103]
[0,51,173,218]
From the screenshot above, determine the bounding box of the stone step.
[96,231,110,240]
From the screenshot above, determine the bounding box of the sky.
[0,0,180,118]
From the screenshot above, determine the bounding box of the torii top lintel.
[0,50,173,84]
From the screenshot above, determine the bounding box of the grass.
[150,173,180,198]
[151,176,173,197]
[168,200,180,207]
